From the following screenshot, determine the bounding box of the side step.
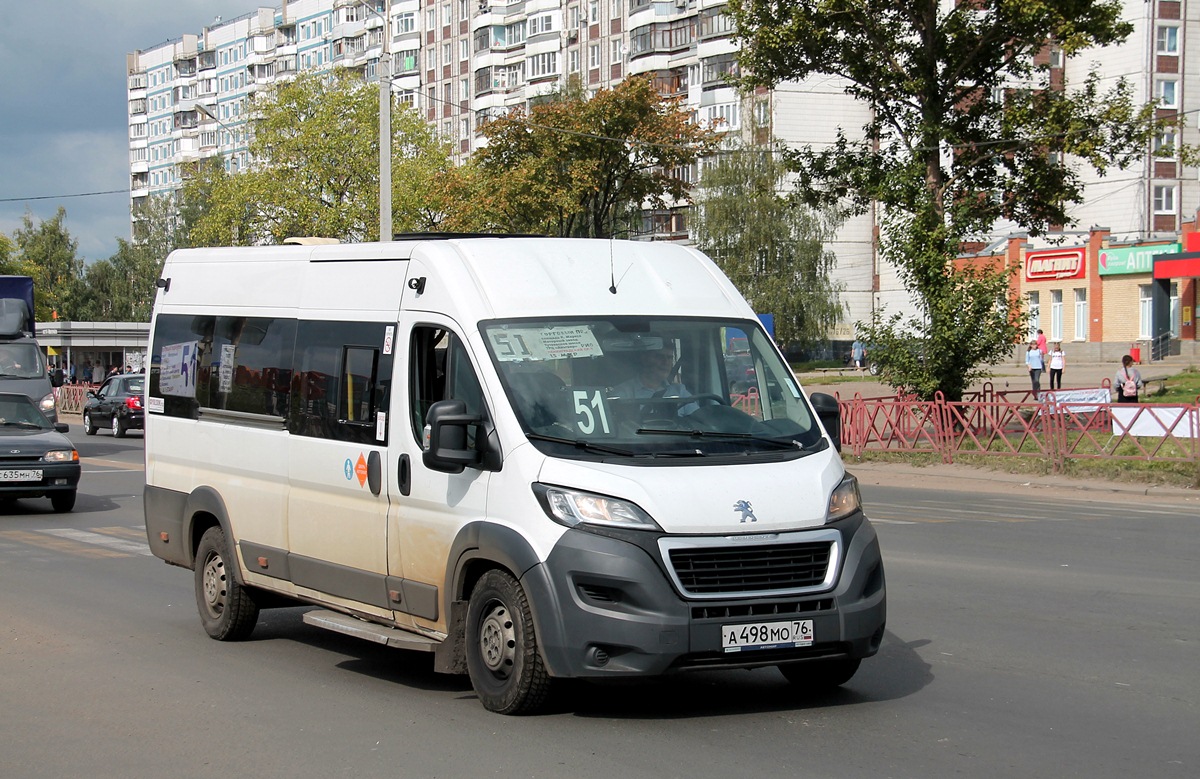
[302,609,438,652]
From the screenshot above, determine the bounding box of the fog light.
[588,646,610,667]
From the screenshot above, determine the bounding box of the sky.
[0,1,262,263]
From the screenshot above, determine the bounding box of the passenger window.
[290,321,393,444]
[409,326,486,444]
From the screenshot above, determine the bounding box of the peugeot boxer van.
[143,236,886,714]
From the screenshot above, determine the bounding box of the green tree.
[692,143,845,349]
[0,233,20,275]
[188,69,449,245]
[11,208,83,322]
[464,76,720,237]
[729,0,1170,399]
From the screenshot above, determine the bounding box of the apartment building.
[126,1,1196,346]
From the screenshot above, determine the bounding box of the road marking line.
[0,529,125,559]
[871,518,917,525]
[94,525,145,541]
[38,528,152,556]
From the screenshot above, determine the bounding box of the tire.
[112,414,126,438]
[778,657,861,690]
[50,491,76,513]
[194,526,259,641]
[83,412,97,435]
[465,569,552,714]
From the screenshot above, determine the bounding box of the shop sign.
[1098,243,1180,276]
[1024,247,1085,281]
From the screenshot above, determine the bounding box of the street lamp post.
[379,0,392,242]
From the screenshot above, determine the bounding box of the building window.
[1027,292,1040,338]
[1157,79,1178,108]
[1156,25,1179,54]
[1153,184,1176,214]
[569,49,580,73]
[528,51,559,78]
[1139,285,1152,338]
[1073,289,1087,341]
[1171,281,1181,337]
[1050,289,1063,341]
[589,0,599,23]
[396,12,416,34]
[589,43,600,68]
[1155,130,1177,160]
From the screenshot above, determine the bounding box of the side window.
[290,320,392,444]
[409,326,486,443]
[205,317,296,417]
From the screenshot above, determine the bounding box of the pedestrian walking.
[1047,342,1066,390]
[1115,354,1143,403]
[1036,328,1048,361]
[851,338,867,371]
[1025,341,1044,395]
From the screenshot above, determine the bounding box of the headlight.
[43,449,79,463]
[534,484,661,531]
[39,393,56,414]
[826,475,861,523]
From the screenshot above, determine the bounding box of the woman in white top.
[1047,342,1066,390]
[1025,341,1044,395]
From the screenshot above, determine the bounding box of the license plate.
[0,469,42,482]
[722,619,814,653]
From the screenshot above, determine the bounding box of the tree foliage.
[729,0,1170,399]
[692,143,844,348]
[457,76,720,237]
[186,69,450,245]
[11,208,83,322]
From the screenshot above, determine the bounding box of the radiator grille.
[668,542,832,596]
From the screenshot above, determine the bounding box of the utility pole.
[379,0,392,242]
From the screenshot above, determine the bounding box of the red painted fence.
[837,382,1200,471]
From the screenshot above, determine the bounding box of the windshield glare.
[483,317,823,458]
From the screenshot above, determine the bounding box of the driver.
[612,346,688,399]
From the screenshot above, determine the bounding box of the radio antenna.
[608,236,617,294]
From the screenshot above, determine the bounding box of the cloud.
[0,1,255,262]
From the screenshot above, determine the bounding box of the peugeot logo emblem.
[732,499,758,523]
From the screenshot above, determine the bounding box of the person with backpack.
[1115,354,1143,403]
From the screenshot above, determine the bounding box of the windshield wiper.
[526,432,637,457]
[0,421,44,429]
[634,428,803,450]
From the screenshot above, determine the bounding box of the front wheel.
[50,491,76,513]
[194,526,259,641]
[83,412,97,435]
[778,657,861,690]
[465,569,552,714]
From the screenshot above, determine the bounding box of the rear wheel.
[465,569,551,714]
[778,657,861,690]
[83,412,97,435]
[194,526,259,641]
[112,414,126,438]
[50,491,76,513]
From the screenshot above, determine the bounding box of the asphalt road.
[0,429,1195,779]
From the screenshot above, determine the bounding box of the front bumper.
[0,462,81,499]
[521,512,886,678]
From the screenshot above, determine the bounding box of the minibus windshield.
[482,317,825,459]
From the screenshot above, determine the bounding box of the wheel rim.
[477,601,516,679]
[200,550,227,619]
[84,413,91,430]
[112,416,120,434]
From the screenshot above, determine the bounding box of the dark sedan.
[83,373,144,437]
[0,393,81,512]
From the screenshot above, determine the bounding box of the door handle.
[398,453,411,496]
[367,450,382,496]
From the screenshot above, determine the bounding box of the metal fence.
[837,382,1200,470]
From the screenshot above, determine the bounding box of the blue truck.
[0,276,60,422]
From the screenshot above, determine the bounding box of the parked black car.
[0,392,80,512]
[83,373,145,437]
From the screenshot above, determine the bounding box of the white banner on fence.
[1040,387,1111,413]
[1111,406,1200,438]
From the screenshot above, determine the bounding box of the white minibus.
[144,236,886,714]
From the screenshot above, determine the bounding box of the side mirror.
[54,423,69,433]
[50,369,64,388]
[422,399,483,474]
[809,392,841,452]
